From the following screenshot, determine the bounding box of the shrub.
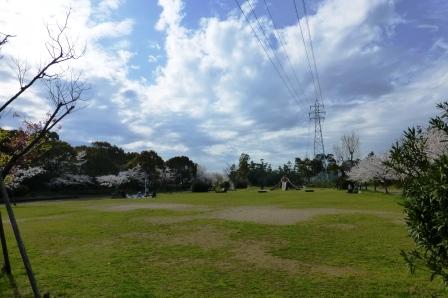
[191,179,211,192]
[221,181,230,191]
[234,179,248,189]
[388,102,448,283]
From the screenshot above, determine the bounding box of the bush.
[234,179,248,189]
[221,181,230,191]
[388,102,448,283]
[191,179,211,192]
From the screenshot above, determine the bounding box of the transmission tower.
[308,100,326,157]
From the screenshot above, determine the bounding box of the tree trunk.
[0,176,41,298]
[384,180,389,194]
[0,211,11,274]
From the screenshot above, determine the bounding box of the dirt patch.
[135,206,399,226]
[93,203,209,212]
[230,240,361,277]
[117,225,362,277]
[138,214,208,224]
[211,207,397,225]
[211,207,342,225]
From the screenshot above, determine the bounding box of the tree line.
[1,129,198,196]
[3,125,371,196]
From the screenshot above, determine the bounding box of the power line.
[293,0,320,104]
[301,0,324,106]
[234,0,306,110]
[293,0,326,161]
[246,0,307,108]
[261,0,312,107]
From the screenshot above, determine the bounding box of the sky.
[1,0,448,171]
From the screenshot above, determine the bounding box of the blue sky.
[1,0,448,171]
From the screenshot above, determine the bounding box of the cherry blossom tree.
[96,166,145,188]
[5,166,46,190]
[47,151,92,188]
[348,153,398,193]
[49,174,93,187]
[425,127,448,161]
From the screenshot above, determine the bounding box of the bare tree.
[0,9,85,114]
[333,132,360,164]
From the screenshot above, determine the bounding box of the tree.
[4,166,46,191]
[191,165,212,192]
[387,102,448,283]
[348,153,397,193]
[96,166,145,188]
[298,158,313,183]
[79,142,127,176]
[129,150,165,187]
[1,10,87,180]
[0,10,85,115]
[334,132,360,167]
[165,156,197,188]
[0,11,86,296]
[225,163,238,186]
[238,153,250,181]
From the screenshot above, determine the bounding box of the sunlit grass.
[0,189,445,297]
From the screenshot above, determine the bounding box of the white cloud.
[148,55,159,63]
[155,0,184,31]
[2,0,447,171]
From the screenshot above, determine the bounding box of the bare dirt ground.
[230,240,362,276]
[94,203,209,212]
[120,225,363,277]
[128,205,398,225]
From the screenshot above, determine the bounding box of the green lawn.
[0,189,445,297]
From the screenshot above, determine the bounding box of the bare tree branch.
[0,9,85,114]
[1,75,87,178]
[0,32,13,48]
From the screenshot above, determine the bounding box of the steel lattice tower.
[309,101,326,158]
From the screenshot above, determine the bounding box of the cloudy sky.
[1,0,447,170]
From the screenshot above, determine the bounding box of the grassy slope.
[0,189,445,297]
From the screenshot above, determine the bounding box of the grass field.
[0,189,446,297]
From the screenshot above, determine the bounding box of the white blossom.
[49,174,93,186]
[157,167,174,182]
[73,151,87,168]
[425,128,448,161]
[348,154,397,183]
[96,165,145,188]
[6,166,46,189]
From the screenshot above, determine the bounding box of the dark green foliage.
[234,179,248,189]
[388,102,448,283]
[165,156,197,189]
[78,141,129,176]
[238,153,250,179]
[191,179,211,192]
[221,181,230,191]
[228,153,333,188]
[128,150,165,188]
